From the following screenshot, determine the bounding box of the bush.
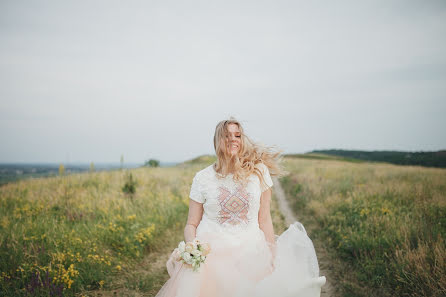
[122,172,137,196]
[144,159,160,167]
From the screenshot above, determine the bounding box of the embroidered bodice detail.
[189,162,274,233]
[217,185,252,225]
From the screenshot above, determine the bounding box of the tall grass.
[280,157,446,297]
[0,165,199,296]
[0,157,287,296]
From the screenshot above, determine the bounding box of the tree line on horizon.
[307,149,446,168]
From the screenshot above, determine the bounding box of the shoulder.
[255,162,273,191]
[254,162,273,181]
[255,162,269,173]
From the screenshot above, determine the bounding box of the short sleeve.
[189,174,205,203]
[258,163,273,192]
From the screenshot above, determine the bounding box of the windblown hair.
[213,116,287,190]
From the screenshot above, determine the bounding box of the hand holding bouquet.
[173,238,211,272]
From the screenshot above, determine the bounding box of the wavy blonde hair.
[213,116,287,189]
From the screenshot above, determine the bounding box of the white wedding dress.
[155,163,326,297]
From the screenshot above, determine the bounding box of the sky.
[1,0,445,164]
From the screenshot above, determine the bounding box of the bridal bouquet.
[173,238,211,272]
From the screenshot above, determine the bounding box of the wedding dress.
[155,163,326,297]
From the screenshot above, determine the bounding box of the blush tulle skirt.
[155,221,326,297]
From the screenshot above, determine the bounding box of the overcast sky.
[1,0,445,164]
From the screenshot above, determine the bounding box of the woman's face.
[225,123,241,156]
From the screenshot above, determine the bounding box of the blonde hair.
[213,116,287,189]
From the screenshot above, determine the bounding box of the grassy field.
[280,156,446,297]
[0,156,286,296]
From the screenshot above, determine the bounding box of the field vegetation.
[0,157,286,296]
[280,156,446,297]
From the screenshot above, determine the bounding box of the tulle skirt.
[155,220,326,297]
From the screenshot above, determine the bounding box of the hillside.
[280,156,446,297]
[0,155,287,297]
[306,149,446,168]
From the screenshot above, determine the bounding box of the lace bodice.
[189,162,273,233]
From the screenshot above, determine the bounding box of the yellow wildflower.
[381,207,391,215]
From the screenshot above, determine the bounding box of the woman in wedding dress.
[155,117,326,297]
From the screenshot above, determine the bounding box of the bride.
[155,117,326,297]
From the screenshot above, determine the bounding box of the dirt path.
[272,177,334,297]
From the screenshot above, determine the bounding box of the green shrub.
[122,172,137,196]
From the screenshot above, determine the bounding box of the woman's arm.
[184,199,204,243]
[258,188,276,259]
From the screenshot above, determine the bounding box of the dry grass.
[0,157,288,297]
[280,157,446,297]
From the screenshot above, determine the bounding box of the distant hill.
[283,152,366,163]
[298,149,446,168]
[179,155,217,166]
[0,162,174,186]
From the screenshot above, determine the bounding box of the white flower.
[178,241,186,253]
[185,242,194,253]
[201,243,211,256]
[191,248,201,257]
[182,252,193,264]
[191,261,201,272]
